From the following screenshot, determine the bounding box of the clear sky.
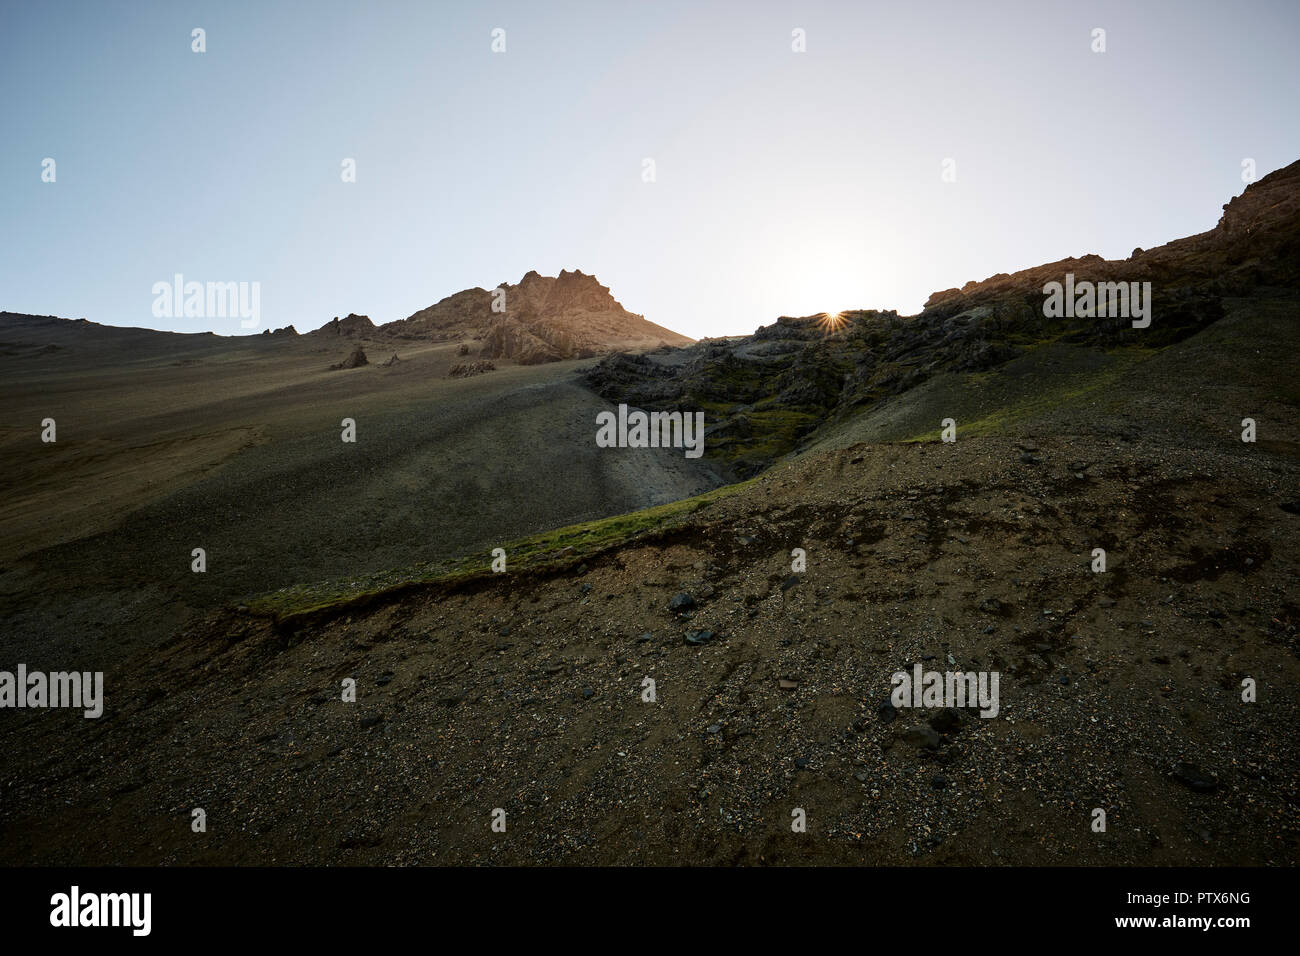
[2,0,1298,338]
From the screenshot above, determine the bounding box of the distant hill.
[380,269,693,363]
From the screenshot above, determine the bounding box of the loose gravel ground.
[2,427,1295,865]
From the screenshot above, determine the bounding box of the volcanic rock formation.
[385,269,692,363]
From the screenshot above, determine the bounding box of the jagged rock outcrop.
[383,269,692,362]
[328,345,368,370]
[312,314,376,337]
[477,317,564,365]
[923,158,1300,319]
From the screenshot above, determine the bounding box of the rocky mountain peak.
[311,313,377,337]
[381,270,690,362]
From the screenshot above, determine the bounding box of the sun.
[819,311,845,332]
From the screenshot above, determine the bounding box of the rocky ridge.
[582,160,1300,478]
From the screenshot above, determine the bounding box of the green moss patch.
[244,478,756,625]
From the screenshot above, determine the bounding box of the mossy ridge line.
[243,477,757,626]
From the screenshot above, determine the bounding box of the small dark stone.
[669,592,695,613]
[932,775,949,790]
[878,701,898,724]
[359,713,384,729]
[781,575,800,591]
[794,756,810,769]
[582,687,595,699]
[685,630,714,646]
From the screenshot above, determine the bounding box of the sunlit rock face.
[382,269,693,363]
